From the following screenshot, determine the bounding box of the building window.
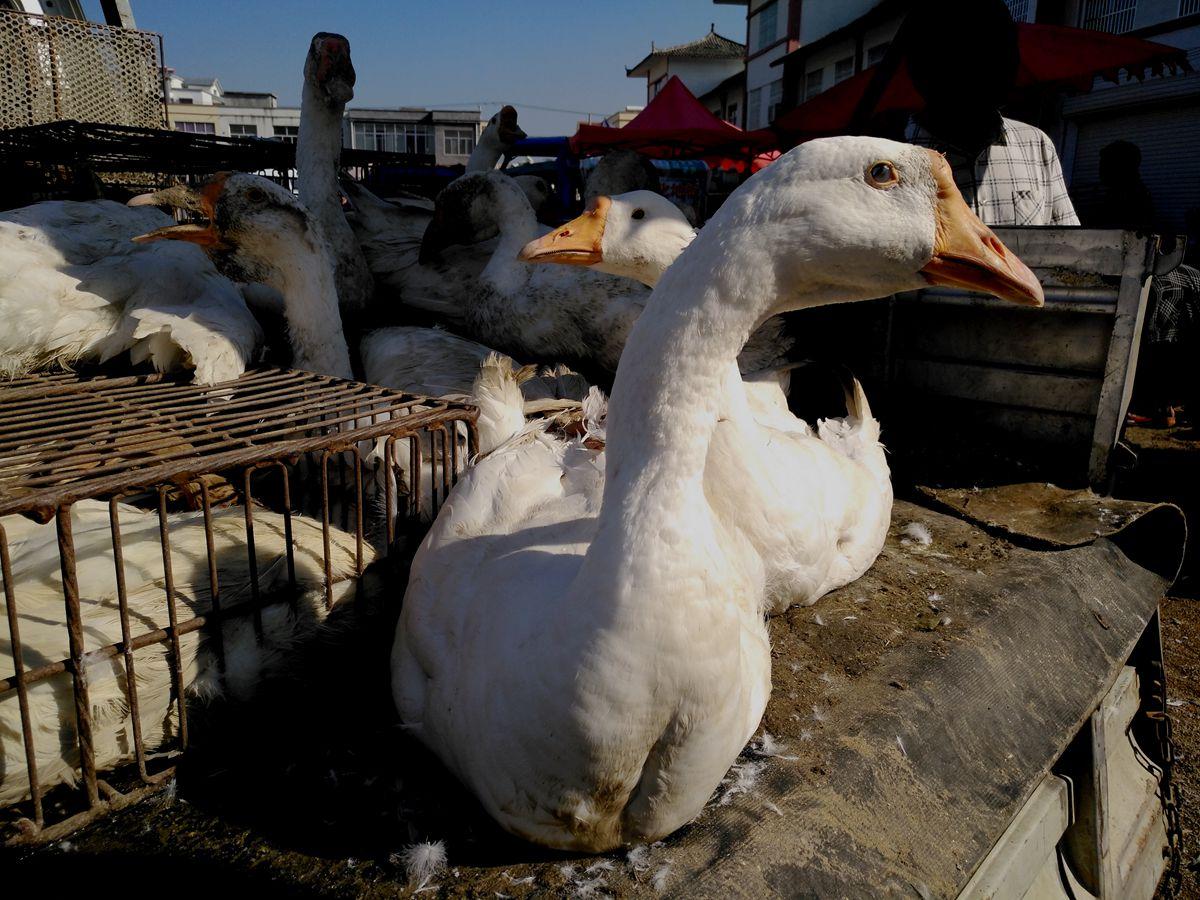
[443,127,476,157]
[352,121,433,155]
[273,125,299,144]
[1004,0,1031,20]
[229,123,258,138]
[754,1,779,52]
[747,87,763,129]
[804,68,824,101]
[1182,0,1200,14]
[725,101,739,126]
[1081,0,1137,33]
[176,97,194,105]
[866,43,891,67]
[767,79,783,122]
[174,121,215,134]
[834,56,855,84]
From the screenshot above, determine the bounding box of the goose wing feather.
[0,201,259,383]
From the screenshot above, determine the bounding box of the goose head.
[419,172,527,263]
[479,105,526,152]
[305,32,355,106]
[528,137,1043,311]
[518,190,694,287]
[130,174,324,286]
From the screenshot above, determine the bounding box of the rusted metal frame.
[155,489,189,751]
[352,445,365,572]
[439,426,452,511]
[3,775,174,848]
[0,375,366,463]
[0,368,326,418]
[0,373,234,416]
[0,370,451,441]
[0,404,470,519]
[241,469,264,644]
[427,430,440,519]
[1,388,425,487]
[198,483,226,672]
[54,506,99,808]
[409,433,423,520]
[384,436,398,549]
[106,500,150,782]
[276,462,297,598]
[0,521,44,827]
[0,589,296,696]
[319,451,334,610]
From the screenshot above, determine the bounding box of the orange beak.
[919,151,1044,306]
[129,174,229,249]
[518,196,609,266]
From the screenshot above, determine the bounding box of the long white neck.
[297,80,346,248]
[298,80,370,313]
[565,230,779,615]
[466,134,503,173]
[481,184,540,296]
[266,229,354,380]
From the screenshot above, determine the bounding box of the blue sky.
[83,1,747,136]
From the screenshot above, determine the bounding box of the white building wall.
[746,42,788,128]
[664,58,744,100]
[798,0,883,45]
[218,106,300,140]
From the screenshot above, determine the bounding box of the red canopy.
[571,76,776,165]
[773,22,1190,143]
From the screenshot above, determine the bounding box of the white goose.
[134,175,354,381]
[0,199,261,384]
[392,137,1043,851]
[0,499,370,806]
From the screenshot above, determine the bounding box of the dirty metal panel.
[894,303,1112,373]
[663,511,1173,898]
[896,358,1102,417]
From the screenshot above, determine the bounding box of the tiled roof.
[628,30,745,75]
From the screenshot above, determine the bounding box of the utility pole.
[99,0,137,29]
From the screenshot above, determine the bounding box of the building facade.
[166,73,482,165]
[626,27,746,117]
[1054,0,1200,232]
[602,106,644,128]
[165,73,301,141]
[343,108,482,166]
[714,0,800,130]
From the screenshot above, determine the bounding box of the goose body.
[0,500,370,806]
[0,200,260,384]
[393,137,1043,851]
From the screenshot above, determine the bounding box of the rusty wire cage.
[0,369,476,844]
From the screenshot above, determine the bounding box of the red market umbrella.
[571,76,777,168]
[772,22,1190,144]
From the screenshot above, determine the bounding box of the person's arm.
[1041,134,1080,226]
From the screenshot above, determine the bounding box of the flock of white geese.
[0,33,1043,850]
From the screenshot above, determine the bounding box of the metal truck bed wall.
[793,228,1183,487]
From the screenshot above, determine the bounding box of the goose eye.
[866,161,899,188]
[631,208,645,220]
[246,187,267,204]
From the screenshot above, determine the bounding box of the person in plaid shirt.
[902,0,1080,228]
